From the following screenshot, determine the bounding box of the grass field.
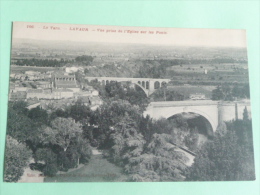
[166,63,249,85]
[44,154,129,182]
[167,85,213,99]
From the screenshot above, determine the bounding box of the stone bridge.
[85,77,171,96]
[144,100,251,134]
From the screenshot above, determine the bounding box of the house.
[189,93,206,100]
[88,96,102,106]
[27,102,41,110]
[9,91,27,101]
[25,71,41,76]
[14,87,29,92]
[65,67,83,73]
[53,89,74,99]
[35,81,52,89]
[91,90,99,96]
[27,89,44,99]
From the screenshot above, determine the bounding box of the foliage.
[35,121,92,172]
[68,102,94,123]
[211,83,250,101]
[9,101,28,115]
[150,88,185,101]
[75,55,94,64]
[134,60,167,78]
[138,116,199,151]
[185,119,255,181]
[27,106,49,125]
[7,107,39,144]
[211,86,224,100]
[4,136,32,182]
[95,100,142,148]
[88,80,149,110]
[34,148,58,176]
[126,134,188,181]
[243,106,249,121]
[15,58,72,67]
[46,117,83,152]
[108,114,145,166]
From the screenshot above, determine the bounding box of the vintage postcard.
[4,22,255,182]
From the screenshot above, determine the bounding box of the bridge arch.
[141,81,145,88]
[161,81,167,87]
[132,82,149,97]
[146,81,149,89]
[154,81,160,89]
[164,107,217,137]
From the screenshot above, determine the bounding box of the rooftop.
[53,88,73,92]
[27,89,43,93]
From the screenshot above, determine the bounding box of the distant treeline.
[14,55,94,67]
[75,55,94,64]
[15,58,73,67]
[155,58,247,66]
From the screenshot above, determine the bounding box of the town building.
[9,91,27,101]
[53,89,74,99]
[189,93,206,100]
[35,81,52,89]
[52,74,80,92]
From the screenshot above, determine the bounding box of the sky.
[12,21,247,48]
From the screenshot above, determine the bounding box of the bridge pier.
[218,102,223,125]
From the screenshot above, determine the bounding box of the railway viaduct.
[85,76,171,96]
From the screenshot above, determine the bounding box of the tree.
[69,102,93,123]
[34,148,58,176]
[185,119,255,181]
[108,114,145,165]
[73,137,92,165]
[4,136,32,182]
[126,133,188,182]
[7,107,39,143]
[211,86,224,100]
[95,100,142,148]
[9,101,28,115]
[47,117,83,152]
[150,88,184,101]
[27,106,49,125]
[243,106,249,121]
[75,55,94,65]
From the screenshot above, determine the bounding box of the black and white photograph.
[4,21,255,182]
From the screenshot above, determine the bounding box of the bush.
[34,148,58,177]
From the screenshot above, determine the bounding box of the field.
[167,85,213,99]
[44,154,128,182]
[166,63,249,85]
